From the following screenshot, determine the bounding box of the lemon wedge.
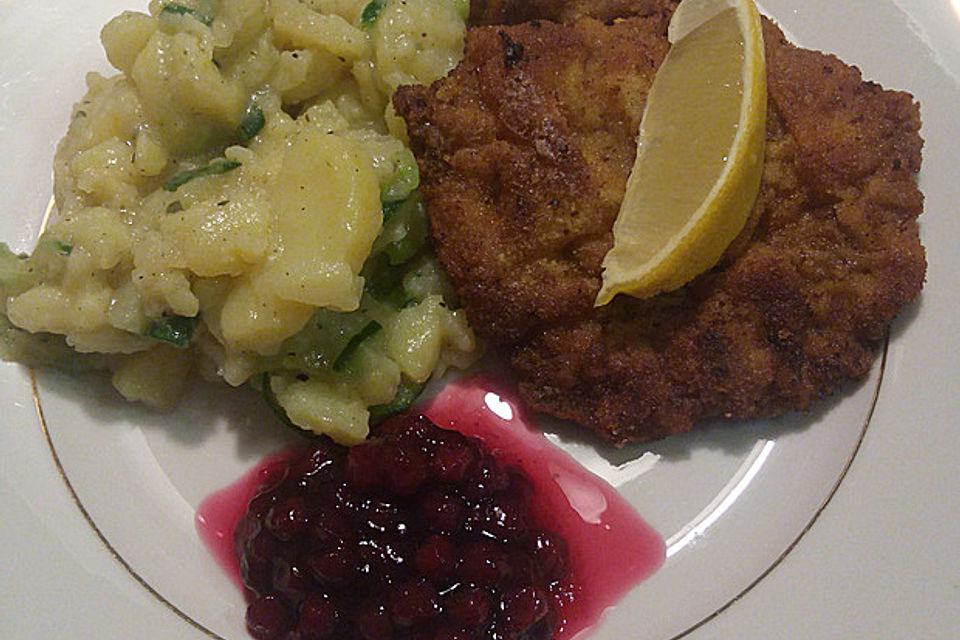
[595,0,766,306]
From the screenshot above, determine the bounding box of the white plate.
[2,1,959,639]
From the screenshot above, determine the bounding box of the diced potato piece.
[219,273,314,354]
[300,0,366,24]
[342,129,417,200]
[61,247,99,293]
[131,31,245,154]
[70,75,145,151]
[218,31,280,91]
[271,49,347,104]
[192,276,232,342]
[160,194,271,277]
[108,281,148,334]
[131,267,199,319]
[7,283,111,335]
[67,327,153,354]
[271,0,371,63]
[211,0,268,52]
[301,100,351,133]
[53,75,146,216]
[219,348,260,386]
[262,129,380,311]
[133,129,168,176]
[349,60,387,123]
[130,230,199,317]
[55,207,133,271]
[347,343,402,405]
[273,376,369,445]
[385,294,476,382]
[112,344,193,410]
[372,0,465,91]
[70,137,139,210]
[101,11,158,74]
[383,101,409,143]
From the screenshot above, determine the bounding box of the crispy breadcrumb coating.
[469,0,681,25]
[395,4,925,444]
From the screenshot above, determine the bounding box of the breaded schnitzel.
[394,1,926,444]
[467,0,681,25]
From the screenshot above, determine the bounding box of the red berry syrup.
[196,376,665,639]
[196,453,291,592]
[423,377,665,639]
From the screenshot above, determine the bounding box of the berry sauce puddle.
[197,375,665,639]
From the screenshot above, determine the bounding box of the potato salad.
[0,0,476,444]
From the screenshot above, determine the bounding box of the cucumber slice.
[261,373,319,439]
[369,378,424,424]
[332,320,382,371]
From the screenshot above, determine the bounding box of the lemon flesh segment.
[595,0,766,306]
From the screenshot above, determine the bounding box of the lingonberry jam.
[198,377,664,640]
[232,413,570,640]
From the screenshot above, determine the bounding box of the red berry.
[443,586,491,629]
[464,454,509,499]
[429,433,478,482]
[415,534,458,583]
[309,507,353,546]
[298,593,339,639]
[474,494,528,540]
[346,441,385,490]
[265,496,309,540]
[354,600,393,640]
[420,489,466,533]
[308,546,356,585]
[382,440,429,495]
[272,557,314,597]
[500,585,550,633]
[531,531,568,582]
[457,540,511,586]
[247,490,278,520]
[246,594,291,640]
[389,580,439,628]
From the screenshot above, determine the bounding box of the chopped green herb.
[238,105,265,141]
[160,3,213,26]
[360,0,388,27]
[54,241,73,255]
[332,320,382,371]
[145,315,199,348]
[163,158,241,192]
[165,201,184,213]
[369,378,425,423]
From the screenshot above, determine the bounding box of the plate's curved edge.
[32,332,889,640]
[666,334,888,640]
[31,368,228,640]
